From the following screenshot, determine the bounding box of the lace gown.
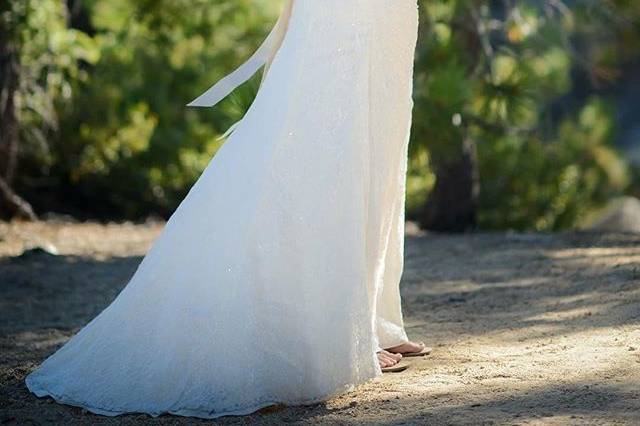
[25,0,419,418]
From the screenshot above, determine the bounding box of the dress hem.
[25,369,382,420]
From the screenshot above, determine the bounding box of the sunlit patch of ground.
[1,222,639,425]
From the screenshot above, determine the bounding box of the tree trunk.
[0,33,19,183]
[419,136,479,232]
[418,2,483,233]
[0,18,37,220]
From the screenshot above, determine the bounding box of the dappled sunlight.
[404,276,550,297]
[342,371,639,424]
[548,246,640,260]
[335,325,640,424]
[546,246,640,270]
[524,300,608,323]
[2,224,639,424]
[376,231,640,422]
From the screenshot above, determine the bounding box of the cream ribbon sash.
[187,0,294,108]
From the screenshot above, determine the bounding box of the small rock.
[585,196,640,233]
[17,243,59,259]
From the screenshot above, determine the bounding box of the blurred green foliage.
[10,0,276,217]
[5,0,640,228]
[4,0,97,176]
[409,0,639,230]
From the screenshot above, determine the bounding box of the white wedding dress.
[26,0,419,419]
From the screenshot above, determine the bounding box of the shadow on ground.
[1,228,639,425]
[401,232,640,342]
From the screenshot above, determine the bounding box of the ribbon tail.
[186,32,275,108]
[261,0,294,87]
[187,0,295,108]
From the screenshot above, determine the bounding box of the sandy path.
[1,221,639,425]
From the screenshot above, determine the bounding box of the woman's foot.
[377,349,402,368]
[385,340,431,356]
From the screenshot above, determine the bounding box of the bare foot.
[385,340,428,355]
[377,349,402,368]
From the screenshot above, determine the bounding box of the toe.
[381,354,397,366]
[378,356,391,368]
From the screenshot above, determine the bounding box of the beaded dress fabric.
[25,0,420,419]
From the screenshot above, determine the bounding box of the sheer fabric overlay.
[26,0,420,419]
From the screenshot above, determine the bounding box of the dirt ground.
[1,220,639,425]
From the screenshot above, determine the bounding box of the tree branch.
[0,175,37,220]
